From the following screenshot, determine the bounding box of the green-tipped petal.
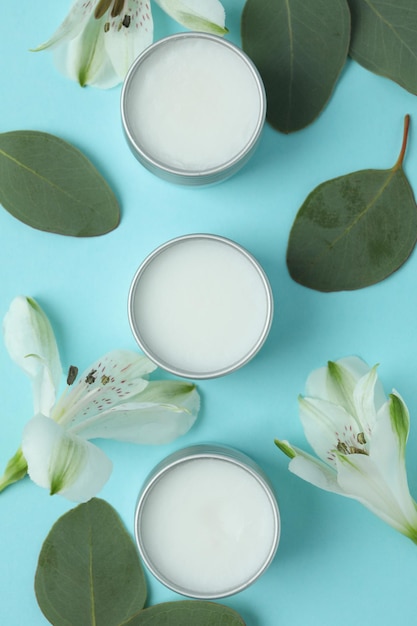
[155,0,227,35]
[70,381,200,444]
[275,437,341,493]
[0,448,28,493]
[274,439,296,459]
[306,357,371,415]
[22,414,112,502]
[326,360,359,417]
[335,451,417,539]
[131,379,199,408]
[365,393,417,528]
[3,296,62,415]
[370,394,410,475]
[352,365,382,435]
[58,14,110,87]
[388,392,410,456]
[287,446,342,494]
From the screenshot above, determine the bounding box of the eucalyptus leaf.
[241,0,351,133]
[287,115,417,291]
[35,498,147,626]
[121,601,246,626]
[0,131,120,236]
[348,0,417,95]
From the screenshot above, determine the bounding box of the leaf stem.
[394,114,411,170]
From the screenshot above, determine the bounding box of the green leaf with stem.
[287,115,417,291]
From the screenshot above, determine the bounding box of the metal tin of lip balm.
[134,444,280,599]
[120,32,266,185]
[128,234,273,379]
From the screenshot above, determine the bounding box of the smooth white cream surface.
[138,458,276,595]
[125,37,262,171]
[131,237,270,375]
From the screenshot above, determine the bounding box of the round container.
[121,32,266,185]
[128,234,273,379]
[134,445,280,599]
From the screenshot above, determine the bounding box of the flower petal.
[278,437,417,534]
[281,356,417,542]
[367,393,417,528]
[352,365,385,437]
[22,414,112,503]
[32,0,95,51]
[298,396,360,464]
[53,34,119,88]
[104,0,153,80]
[70,381,200,444]
[286,444,343,494]
[59,14,116,87]
[335,451,417,537]
[274,438,296,459]
[51,350,156,427]
[155,0,227,35]
[0,448,28,493]
[35,0,152,87]
[306,356,371,415]
[3,296,62,415]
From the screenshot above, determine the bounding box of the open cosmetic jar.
[128,234,273,379]
[121,32,266,185]
[134,445,280,599]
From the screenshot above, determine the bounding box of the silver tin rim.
[134,444,280,599]
[121,32,266,185]
[128,234,274,379]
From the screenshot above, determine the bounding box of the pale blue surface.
[2,3,417,625]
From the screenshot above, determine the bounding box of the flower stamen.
[336,441,349,455]
[85,369,97,384]
[94,0,113,19]
[67,365,79,386]
[348,445,368,455]
[111,0,126,18]
[337,438,369,456]
[357,431,366,445]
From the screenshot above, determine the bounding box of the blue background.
[2,2,417,625]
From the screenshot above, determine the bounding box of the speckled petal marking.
[51,350,156,427]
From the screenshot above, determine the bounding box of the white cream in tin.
[135,447,280,598]
[121,33,266,184]
[128,235,273,378]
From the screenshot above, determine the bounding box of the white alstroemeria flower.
[275,357,417,543]
[0,296,199,502]
[34,0,227,88]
